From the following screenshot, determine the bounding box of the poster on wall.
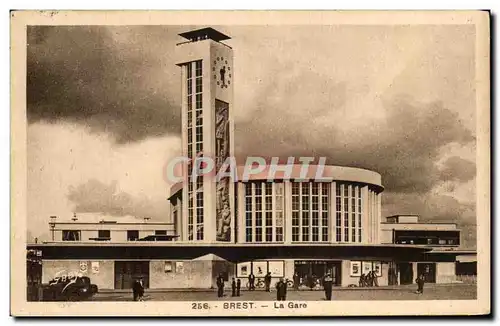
[91,261,99,274]
[362,261,373,275]
[237,262,251,277]
[350,261,361,277]
[79,261,88,273]
[252,261,267,277]
[176,262,184,274]
[268,261,284,277]
[164,261,173,273]
[374,262,382,277]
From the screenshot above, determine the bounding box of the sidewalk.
[99,282,468,293]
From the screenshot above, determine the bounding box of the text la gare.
[274,302,308,309]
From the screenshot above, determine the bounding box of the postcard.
[11,10,490,316]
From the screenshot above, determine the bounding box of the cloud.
[27,122,180,241]
[235,93,475,194]
[67,179,168,220]
[439,156,476,182]
[27,26,183,144]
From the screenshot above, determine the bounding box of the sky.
[26,25,477,248]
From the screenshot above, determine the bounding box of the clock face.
[213,56,231,89]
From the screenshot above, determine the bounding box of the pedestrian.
[248,272,255,291]
[323,272,333,300]
[216,273,225,298]
[308,274,315,291]
[264,272,272,292]
[231,277,236,297]
[236,278,241,297]
[372,271,379,287]
[276,278,287,301]
[293,272,300,291]
[415,274,425,294]
[132,278,139,301]
[366,272,373,287]
[359,274,365,287]
[132,277,144,301]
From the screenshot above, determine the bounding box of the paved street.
[92,283,476,301]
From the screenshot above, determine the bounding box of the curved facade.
[169,165,383,245]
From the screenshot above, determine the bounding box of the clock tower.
[176,28,235,243]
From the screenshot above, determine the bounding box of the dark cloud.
[439,156,476,182]
[235,93,475,194]
[27,26,183,143]
[67,179,168,220]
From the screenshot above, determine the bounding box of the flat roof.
[29,241,432,250]
[26,242,432,262]
[50,222,174,225]
[179,27,230,42]
[381,222,457,226]
[169,164,383,198]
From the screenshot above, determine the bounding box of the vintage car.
[42,274,98,301]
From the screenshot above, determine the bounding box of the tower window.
[195,77,202,93]
[195,60,202,76]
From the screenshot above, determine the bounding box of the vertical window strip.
[336,183,341,242]
[245,183,252,242]
[358,186,362,243]
[343,185,349,242]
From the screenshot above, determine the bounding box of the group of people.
[216,272,334,301]
[292,272,320,291]
[131,272,427,301]
[216,272,286,300]
[358,271,379,287]
[247,272,273,291]
[132,277,145,301]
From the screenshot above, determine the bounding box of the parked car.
[42,275,98,301]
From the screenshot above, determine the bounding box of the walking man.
[231,277,236,297]
[415,274,425,294]
[359,273,365,287]
[236,278,241,297]
[372,271,379,287]
[248,272,255,291]
[323,272,333,300]
[216,273,225,298]
[276,278,287,301]
[132,277,144,301]
[293,272,300,291]
[264,272,272,292]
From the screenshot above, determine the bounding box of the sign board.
[176,261,184,274]
[374,262,382,277]
[164,261,173,273]
[237,262,251,277]
[253,261,267,277]
[268,261,284,277]
[362,261,373,275]
[350,261,361,277]
[79,261,88,273]
[91,261,99,274]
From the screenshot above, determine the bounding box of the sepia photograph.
[10,10,490,316]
